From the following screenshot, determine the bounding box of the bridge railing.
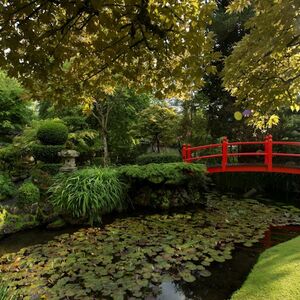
[182,135,300,171]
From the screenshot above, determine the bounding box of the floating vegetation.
[1,194,300,299]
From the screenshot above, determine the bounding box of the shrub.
[17,181,40,208]
[39,163,62,175]
[31,144,63,163]
[62,116,87,131]
[37,121,68,145]
[0,145,21,171]
[136,153,181,165]
[49,168,126,224]
[0,174,15,201]
[118,162,207,185]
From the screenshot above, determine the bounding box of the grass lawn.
[231,236,300,300]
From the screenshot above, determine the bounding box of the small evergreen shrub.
[0,174,15,201]
[136,153,181,165]
[37,121,68,145]
[31,144,63,163]
[49,168,126,224]
[17,181,40,208]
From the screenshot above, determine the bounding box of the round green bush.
[136,153,181,165]
[37,121,68,145]
[0,174,16,201]
[17,181,40,208]
[49,168,126,224]
[31,144,63,163]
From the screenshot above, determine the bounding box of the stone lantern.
[58,149,80,172]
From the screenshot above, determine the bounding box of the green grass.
[231,236,300,300]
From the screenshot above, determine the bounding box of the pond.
[1,194,300,299]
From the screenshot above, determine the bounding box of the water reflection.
[158,282,187,300]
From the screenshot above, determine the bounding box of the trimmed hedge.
[31,144,63,163]
[17,181,40,208]
[118,163,208,209]
[118,162,207,185]
[136,153,181,165]
[37,121,68,145]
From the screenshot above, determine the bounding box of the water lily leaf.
[199,269,212,277]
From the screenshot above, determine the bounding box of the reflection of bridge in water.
[182,135,300,174]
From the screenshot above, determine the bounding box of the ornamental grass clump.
[49,168,126,224]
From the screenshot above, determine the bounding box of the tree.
[223,0,300,128]
[83,88,151,165]
[133,104,179,152]
[0,0,218,99]
[0,71,32,143]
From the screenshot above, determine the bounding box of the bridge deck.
[207,163,300,174]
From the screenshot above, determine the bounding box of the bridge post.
[187,144,191,162]
[221,137,228,171]
[182,144,187,162]
[264,135,273,171]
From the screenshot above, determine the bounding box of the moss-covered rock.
[0,207,39,238]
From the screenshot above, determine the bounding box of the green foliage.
[63,116,88,131]
[67,129,101,163]
[31,144,63,163]
[37,120,68,145]
[0,145,20,171]
[49,168,126,224]
[223,0,300,128]
[0,284,16,300]
[0,174,15,201]
[39,163,62,175]
[0,71,32,141]
[133,105,179,152]
[0,1,218,101]
[17,181,40,208]
[118,162,207,185]
[136,153,181,165]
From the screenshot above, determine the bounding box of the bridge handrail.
[182,135,300,172]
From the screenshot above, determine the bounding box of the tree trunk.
[102,131,109,166]
[156,134,160,153]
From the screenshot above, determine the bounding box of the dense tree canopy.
[0,0,218,100]
[223,0,300,128]
[0,0,298,128]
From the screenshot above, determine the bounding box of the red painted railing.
[182,135,300,174]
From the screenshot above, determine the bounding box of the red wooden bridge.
[182,135,300,174]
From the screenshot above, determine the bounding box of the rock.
[243,188,257,198]
[46,218,66,230]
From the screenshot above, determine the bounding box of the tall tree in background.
[223,0,300,128]
[196,0,253,140]
[83,88,151,165]
[133,105,179,153]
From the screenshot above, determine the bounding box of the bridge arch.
[182,135,300,175]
